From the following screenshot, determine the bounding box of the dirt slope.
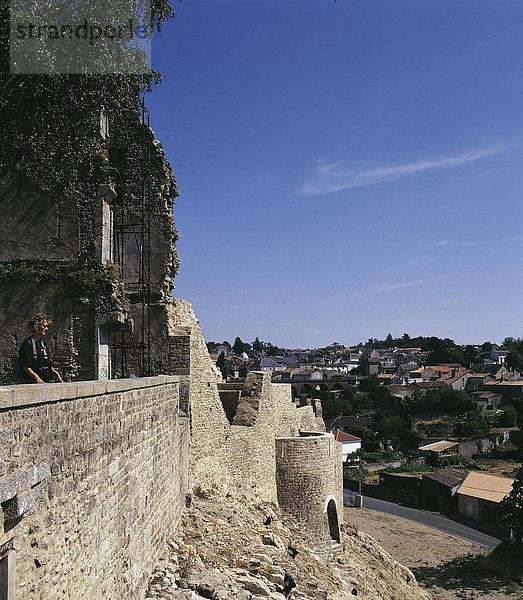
[146,491,428,600]
[348,506,523,600]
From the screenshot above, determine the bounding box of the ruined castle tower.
[276,431,344,556]
[0,105,180,382]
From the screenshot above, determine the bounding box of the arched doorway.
[326,499,340,543]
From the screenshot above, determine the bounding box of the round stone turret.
[275,431,343,556]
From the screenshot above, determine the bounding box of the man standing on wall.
[17,313,64,384]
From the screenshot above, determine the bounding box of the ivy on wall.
[0,260,128,314]
[0,0,176,192]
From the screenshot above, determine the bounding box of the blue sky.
[148,0,523,348]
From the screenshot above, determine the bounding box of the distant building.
[418,440,459,462]
[483,379,523,404]
[470,364,511,380]
[438,367,470,391]
[375,384,414,409]
[408,367,436,383]
[470,390,502,411]
[259,357,287,372]
[466,373,496,393]
[421,468,468,513]
[332,430,362,461]
[480,349,509,365]
[456,472,513,532]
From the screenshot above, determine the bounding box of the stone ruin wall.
[0,114,345,597]
[0,299,344,599]
[0,115,179,382]
[0,376,189,600]
[166,298,330,505]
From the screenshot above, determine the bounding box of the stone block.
[0,388,15,410]
[0,463,49,503]
[3,487,40,520]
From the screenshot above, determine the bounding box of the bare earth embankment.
[346,507,523,599]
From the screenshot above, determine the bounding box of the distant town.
[208,334,523,536]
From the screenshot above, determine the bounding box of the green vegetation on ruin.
[0,0,176,192]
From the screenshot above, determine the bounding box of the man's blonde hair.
[28,313,52,333]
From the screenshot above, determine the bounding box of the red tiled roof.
[333,430,361,443]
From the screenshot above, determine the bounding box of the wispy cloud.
[396,255,434,272]
[318,292,366,305]
[374,278,436,293]
[298,143,513,196]
[434,236,523,248]
[317,278,436,305]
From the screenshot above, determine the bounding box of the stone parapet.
[0,376,179,409]
[0,376,188,600]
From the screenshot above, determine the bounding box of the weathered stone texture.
[0,170,81,263]
[166,299,230,491]
[167,299,337,515]
[0,121,179,382]
[0,376,189,600]
[276,433,343,556]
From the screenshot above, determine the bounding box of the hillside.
[146,490,428,600]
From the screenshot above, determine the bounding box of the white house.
[333,430,362,461]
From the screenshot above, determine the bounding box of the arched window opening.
[327,499,340,543]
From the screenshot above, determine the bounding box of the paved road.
[343,489,501,549]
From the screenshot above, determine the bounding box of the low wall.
[0,376,189,600]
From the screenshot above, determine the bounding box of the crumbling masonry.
[0,106,179,382]
[0,106,344,599]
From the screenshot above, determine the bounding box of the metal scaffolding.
[109,98,153,378]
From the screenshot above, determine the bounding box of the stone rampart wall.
[0,376,188,600]
[167,298,333,505]
[225,372,326,502]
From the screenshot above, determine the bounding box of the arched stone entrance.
[326,499,340,543]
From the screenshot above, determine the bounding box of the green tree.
[316,391,340,422]
[463,345,480,366]
[266,343,284,357]
[252,337,264,353]
[341,386,355,404]
[216,351,228,379]
[499,405,517,428]
[410,387,475,416]
[507,350,523,372]
[233,336,246,355]
[500,466,523,541]
[354,355,369,375]
[358,375,379,394]
[453,411,489,439]
[352,391,375,411]
[376,415,406,442]
[481,341,493,352]
[316,389,353,422]
[0,0,176,191]
[346,424,376,447]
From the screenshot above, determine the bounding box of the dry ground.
[475,458,520,478]
[345,506,523,600]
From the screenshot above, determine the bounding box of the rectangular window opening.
[0,539,15,600]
